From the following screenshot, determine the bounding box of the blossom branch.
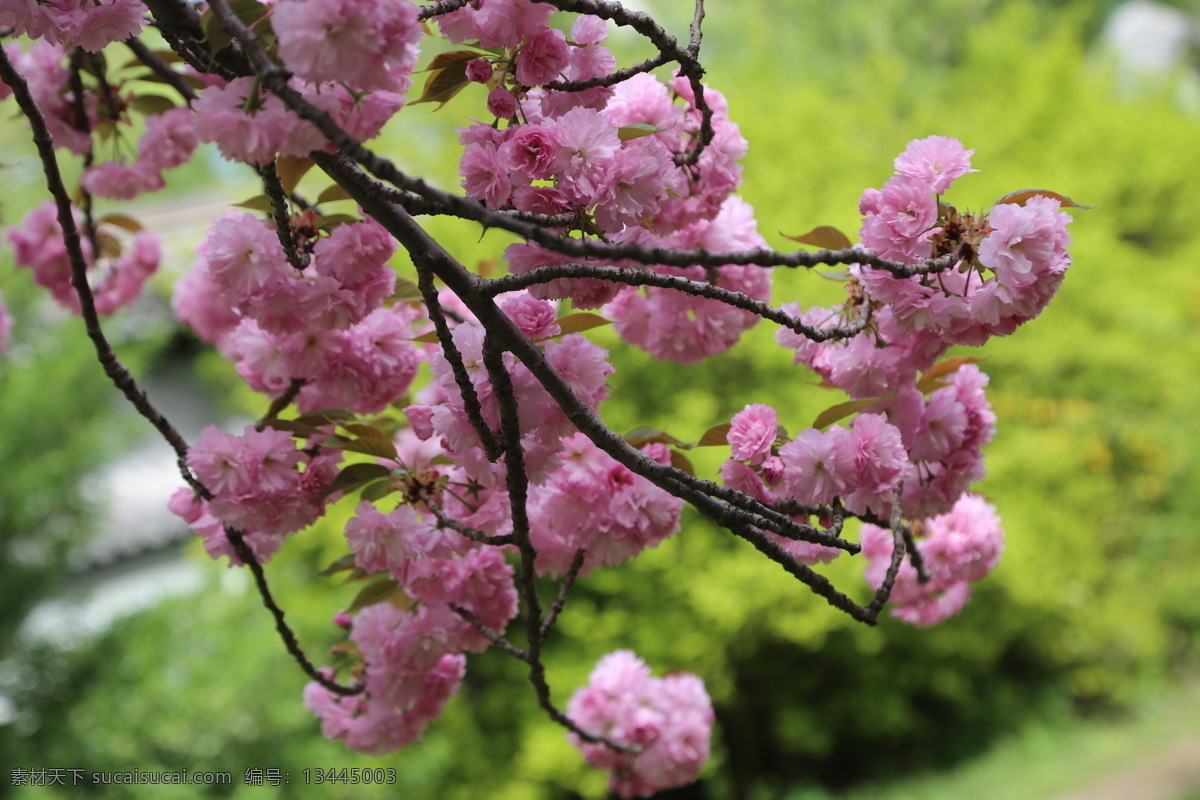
[541,548,587,640]
[450,604,529,661]
[224,528,365,696]
[125,37,197,103]
[417,264,504,460]
[426,501,516,547]
[258,161,309,270]
[865,489,907,617]
[483,262,873,342]
[313,152,867,559]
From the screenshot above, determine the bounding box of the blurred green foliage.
[3,1,1200,799]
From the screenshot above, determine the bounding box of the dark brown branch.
[450,604,529,661]
[418,0,471,20]
[427,501,516,546]
[258,161,309,270]
[541,548,587,640]
[688,0,706,56]
[416,264,504,460]
[125,37,197,103]
[484,262,873,343]
[224,528,364,696]
[545,51,672,92]
[865,488,908,618]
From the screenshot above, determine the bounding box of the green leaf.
[315,213,360,232]
[276,155,313,196]
[412,58,473,108]
[549,313,612,337]
[334,439,398,459]
[617,123,667,142]
[391,278,423,302]
[295,409,357,426]
[915,356,986,394]
[318,553,358,577]
[697,422,731,447]
[994,188,1094,210]
[261,419,324,437]
[421,49,486,72]
[316,184,353,205]
[130,94,176,116]
[233,194,274,213]
[625,427,686,448]
[781,225,854,250]
[326,463,392,496]
[202,0,270,55]
[361,480,397,502]
[97,213,143,233]
[347,577,402,613]
[812,396,888,430]
[670,450,696,477]
[410,330,442,344]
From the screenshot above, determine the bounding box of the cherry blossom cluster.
[454,13,766,362]
[567,650,714,799]
[8,202,160,316]
[172,213,422,415]
[406,292,615,483]
[192,76,404,165]
[528,433,685,576]
[856,136,1074,347]
[0,0,144,54]
[862,493,1004,626]
[82,107,198,200]
[169,424,339,564]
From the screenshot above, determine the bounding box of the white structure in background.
[20,193,244,647]
[1101,0,1200,108]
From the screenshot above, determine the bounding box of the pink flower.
[516,27,570,86]
[272,0,421,92]
[893,135,976,195]
[459,141,512,208]
[778,427,855,507]
[567,651,713,798]
[465,57,492,84]
[728,403,778,463]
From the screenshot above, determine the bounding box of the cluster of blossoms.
[406,292,615,483]
[81,107,198,200]
[173,213,422,415]
[8,202,160,316]
[454,14,767,363]
[169,425,339,564]
[0,0,144,54]
[856,135,1074,347]
[567,650,714,799]
[862,494,1004,626]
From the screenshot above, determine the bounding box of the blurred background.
[2,0,1199,797]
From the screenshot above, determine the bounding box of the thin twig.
[450,604,529,660]
[541,549,587,639]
